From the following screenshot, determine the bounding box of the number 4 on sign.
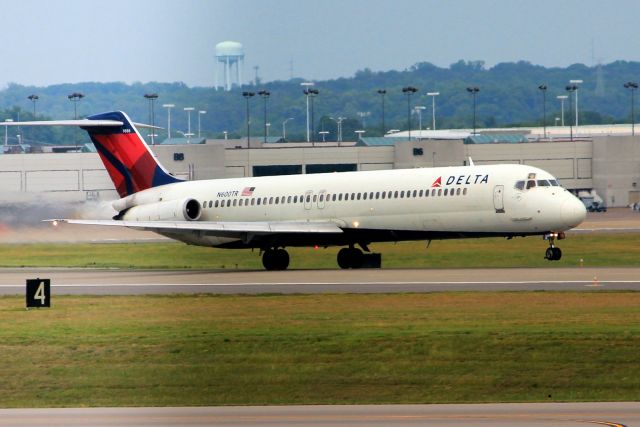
[26,278,51,309]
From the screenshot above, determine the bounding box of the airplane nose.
[561,197,587,228]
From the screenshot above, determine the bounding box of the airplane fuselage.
[118,163,586,249]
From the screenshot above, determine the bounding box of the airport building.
[0,126,639,209]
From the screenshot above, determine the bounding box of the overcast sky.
[2,0,639,88]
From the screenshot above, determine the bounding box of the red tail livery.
[81,111,181,197]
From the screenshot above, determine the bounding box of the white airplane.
[10,111,587,270]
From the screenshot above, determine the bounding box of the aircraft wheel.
[545,247,554,260]
[337,248,351,269]
[274,248,290,270]
[337,247,364,269]
[552,247,562,261]
[262,249,278,271]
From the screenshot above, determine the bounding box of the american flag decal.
[241,186,255,196]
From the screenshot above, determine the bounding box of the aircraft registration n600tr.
[15,111,586,270]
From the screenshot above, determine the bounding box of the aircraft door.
[304,190,313,210]
[493,185,505,213]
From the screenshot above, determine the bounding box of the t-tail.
[81,111,182,198]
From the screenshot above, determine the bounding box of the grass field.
[0,232,638,269]
[0,292,638,407]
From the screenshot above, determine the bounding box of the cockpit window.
[526,180,536,189]
[515,180,525,190]
[537,180,551,187]
[549,179,559,186]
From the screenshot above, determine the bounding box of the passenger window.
[363,193,367,200]
[456,188,461,195]
[320,195,324,202]
[287,196,292,203]
[269,197,274,204]
[202,201,207,208]
[233,199,237,207]
[333,194,337,201]
[515,180,525,190]
[227,200,231,207]
[419,190,423,197]
[293,196,297,203]
[526,180,536,189]
[438,189,442,196]
[431,189,436,197]
[257,198,261,205]
[394,191,399,198]
[275,197,279,205]
[425,189,429,197]
[306,195,311,203]
[351,193,356,200]
[313,195,317,202]
[338,194,343,201]
[463,188,468,195]
[412,190,417,197]
[444,189,448,196]
[251,198,255,206]
[376,192,380,199]
[214,200,219,208]
[357,193,361,200]
[263,197,267,205]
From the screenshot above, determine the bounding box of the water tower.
[215,41,244,91]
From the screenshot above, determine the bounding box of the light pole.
[413,106,426,136]
[466,87,480,134]
[377,89,386,134]
[4,119,13,146]
[67,92,85,119]
[282,117,293,141]
[538,84,547,138]
[569,79,583,127]
[304,88,319,143]
[198,110,207,138]
[319,130,329,142]
[27,94,39,117]
[301,82,314,142]
[357,111,370,130]
[557,95,568,126]
[402,86,417,140]
[144,93,159,145]
[184,107,195,143]
[565,85,577,141]
[427,92,439,130]
[355,130,365,141]
[258,89,270,143]
[241,92,255,146]
[329,116,345,145]
[68,92,85,150]
[624,82,638,136]
[162,104,175,140]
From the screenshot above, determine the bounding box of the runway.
[0,267,638,295]
[0,402,636,426]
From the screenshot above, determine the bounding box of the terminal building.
[0,124,639,209]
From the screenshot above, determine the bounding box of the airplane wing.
[49,219,344,236]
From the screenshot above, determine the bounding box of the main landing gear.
[544,232,564,261]
[262,248,290,271]
[337,247,364,269]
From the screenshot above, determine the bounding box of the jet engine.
[120,198,202,222]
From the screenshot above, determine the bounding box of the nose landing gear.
[544,232,564,261]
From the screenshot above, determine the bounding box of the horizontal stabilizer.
[2,119,123,127]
